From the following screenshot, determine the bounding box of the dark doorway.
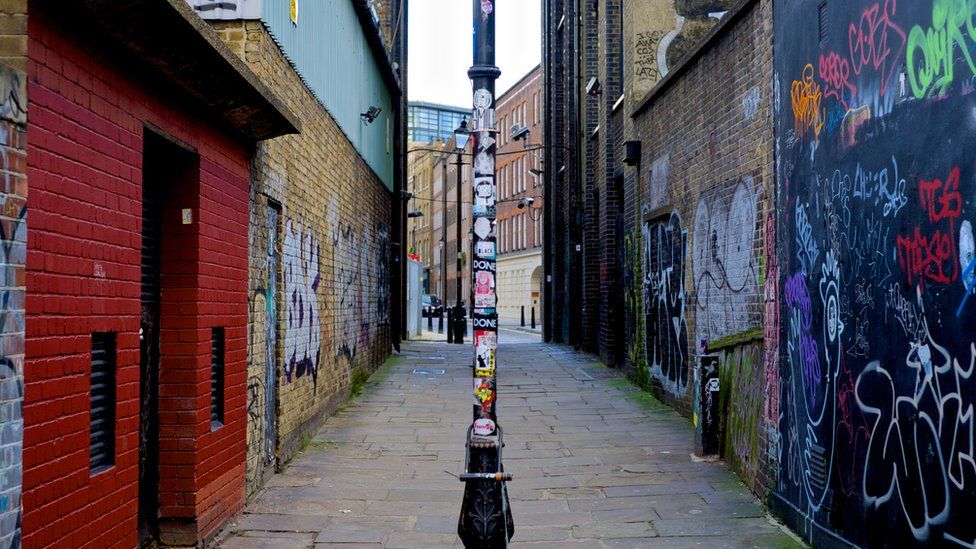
[138,130,196,546]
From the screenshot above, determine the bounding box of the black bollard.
[454,306,465,344]
[428,312,434,332]
[531,307,536,330]
[447,308,454,343]
[438,311,444,333]
[521,305,525,327]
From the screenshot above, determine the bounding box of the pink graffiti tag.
[897,167,962,288]
[848,0,907,97]
[818,52,858,110]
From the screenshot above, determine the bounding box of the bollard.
[521,306,525,327]
[454,306,465,344]
[447,308,454,343]
[428,312,434,332]
[438,311,444,333]
[531,307,536,330]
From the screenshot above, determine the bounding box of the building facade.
[0,0,406,546]
[431,139,472,309]
[408,102,469,144]
[495,65,544,325]
[193,0,405,506]
[407,142,447,295]
[17,1,298,546]
[546,0,976,546]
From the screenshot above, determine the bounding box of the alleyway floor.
[216,333,802,548]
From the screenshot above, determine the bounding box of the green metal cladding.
[263,0,394,190]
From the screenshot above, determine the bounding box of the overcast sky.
[408,0,541,107]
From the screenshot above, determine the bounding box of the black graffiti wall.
[775,1,976,545]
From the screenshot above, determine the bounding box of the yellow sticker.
[290,0,298,25]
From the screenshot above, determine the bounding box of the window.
[211,327,225,428]
[501,218,506,253]
[534,93,540,124]
[521,214,525,249]
[90,332,116,473]
[519,156,525,192]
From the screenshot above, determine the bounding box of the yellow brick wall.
[211,20,393,497]
[0,0,27,73]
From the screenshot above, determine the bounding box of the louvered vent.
[90,332,116,472]
[818,1,829,44]
[211,327,225,428]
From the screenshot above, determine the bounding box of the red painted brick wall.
[23,9,250,547]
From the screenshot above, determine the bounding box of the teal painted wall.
[262,0,394,190]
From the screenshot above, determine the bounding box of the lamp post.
[458,0,514,545]
[453,120,471,344]
[442,158,450,340]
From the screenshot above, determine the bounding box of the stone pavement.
[215,338,803,548]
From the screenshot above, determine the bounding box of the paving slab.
[214,338,803,548]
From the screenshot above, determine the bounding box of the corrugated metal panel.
[263,0,394,190]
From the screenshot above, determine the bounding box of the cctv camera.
[586,77,601,96]
[511,124,531,142]
[524,197,536,206]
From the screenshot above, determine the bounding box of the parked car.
[422,294,444,317]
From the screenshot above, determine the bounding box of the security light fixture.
[511,124,531,142]
[586,77,602,96]
[361,105,382,124]
[454,118,471,151]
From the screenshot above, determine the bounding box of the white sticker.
[474,418,496,436]
[475,241,496,259]
[474,218,494,240]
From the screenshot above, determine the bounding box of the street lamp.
[452,119,470,344]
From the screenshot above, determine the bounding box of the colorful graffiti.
[776,1,976,544]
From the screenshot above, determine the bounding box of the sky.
[408,0,541,107]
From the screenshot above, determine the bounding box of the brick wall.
[23,9,251,546]
[210,20,393,496]
[625,0,774,494]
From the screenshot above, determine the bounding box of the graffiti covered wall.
[775,1,976,545]
[623,0,775,493]
[220,21,393,494]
